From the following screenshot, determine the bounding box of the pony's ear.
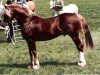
[4,4,9,8]
[4,7,12,18]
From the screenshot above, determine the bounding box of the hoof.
[33,65,40,69]
[78,61,86,67]
[28,64,40,69]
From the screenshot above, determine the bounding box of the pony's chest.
[21,25,35,36]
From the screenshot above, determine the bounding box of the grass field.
[0,0,100,74]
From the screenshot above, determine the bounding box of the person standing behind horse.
[49,0,64,9]
[49,0,64,16]
[15,0,29,10]
[26,0,35,11]
[6,0,35,11]
[49,0,78,16]
[16,0,35,11]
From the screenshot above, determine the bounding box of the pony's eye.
[8,10,11,12]
[8,9,13,14]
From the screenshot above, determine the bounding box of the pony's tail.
[78,14,94,50]
[84,25,94,49]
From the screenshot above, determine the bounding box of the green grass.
[0,0,100,74]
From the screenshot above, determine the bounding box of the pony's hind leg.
[80,24,86,50]
[27,41,40,69]
[69,32,86,67]
[78,51,86,67]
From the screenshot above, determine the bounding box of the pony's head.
[4,4,30,22]
[4,4,29,14]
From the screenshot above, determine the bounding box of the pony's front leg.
[69,33,86,67]
[78,51,86,67]
[27,41,40,69]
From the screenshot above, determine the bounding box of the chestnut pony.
[4,4,93,69]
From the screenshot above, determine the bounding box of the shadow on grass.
[0,63,28,68]
[40,61,77,67]
[0,61,77,68]
[0,40,7,43]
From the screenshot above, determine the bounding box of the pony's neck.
[16,15,29,26]
[14,10,29,23]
